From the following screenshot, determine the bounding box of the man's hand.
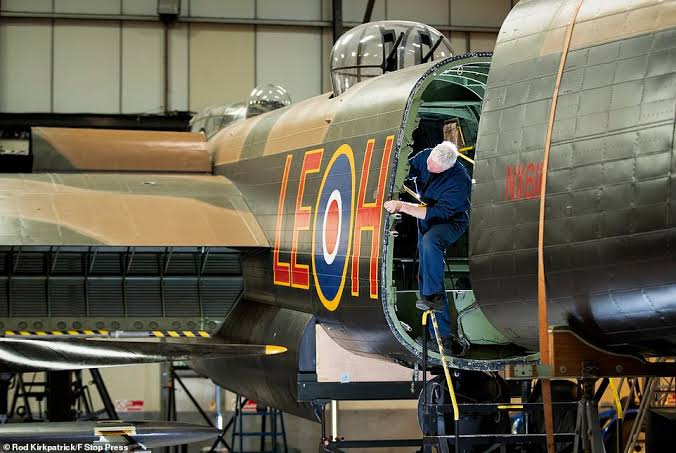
[384,200,402,213]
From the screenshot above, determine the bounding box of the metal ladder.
[230,395,289,453]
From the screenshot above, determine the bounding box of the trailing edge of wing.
[0,337,286,372]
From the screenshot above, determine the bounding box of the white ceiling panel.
[122,0,157,16]
[189,0,254,18]
[321,28,334,93]
[1,0,52,12]
[344,0,386,23]
[450,0,511,28]
[386,0,449,26]
[121,23,164,113]
[168,24,189,111]
[54,0,121,14]
[469,32,498,52]
[189,24,255,110]
[53,22,121,113]
[0,21,52,112]
[257,0,321,21]
[448,31,469,54]
[256,26,322,102]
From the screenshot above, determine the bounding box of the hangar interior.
[0,2,513,451]
[1,0,675,452]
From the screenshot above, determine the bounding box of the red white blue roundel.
[312,145,355,311]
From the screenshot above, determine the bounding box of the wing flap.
[0,173,269,247]
[31,127,210,172]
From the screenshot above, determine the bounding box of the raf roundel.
[312,144,356,311]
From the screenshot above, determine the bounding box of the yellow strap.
[456,151,474,165]
[429,311,460,421]
[422,310,429,326]
[609,378,624,420]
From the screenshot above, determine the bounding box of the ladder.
[230,395,288,453]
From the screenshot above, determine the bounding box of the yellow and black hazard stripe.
[4,329,110,337]
[150,330,211,338]
[2,330,211,339]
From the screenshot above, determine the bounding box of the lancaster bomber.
[0,0,674,447]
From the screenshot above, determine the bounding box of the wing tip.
[265,345,288,355]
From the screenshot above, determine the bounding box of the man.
[384,141,471,350]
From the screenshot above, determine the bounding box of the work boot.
[441,336,469,357]
[416,335,468,357]
[415,293,446,311]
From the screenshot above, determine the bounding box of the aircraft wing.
[0,420,218,448]
[0,172,268,246]
[0,336,287,371]
[0,127,269,247]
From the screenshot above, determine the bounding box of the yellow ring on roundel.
[311,143,356,311]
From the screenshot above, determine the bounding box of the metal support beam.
[90,368,118,420]
[331,400,338,441]
[47,371,75,422]
[362,0,375,23]
[332,0,343,43]
[0,373,12,424]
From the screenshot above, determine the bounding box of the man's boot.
[415,292,446,311]
[416,335,468,357]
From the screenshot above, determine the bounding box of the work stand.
[0,369,117,423]
[418,314,577,453]
[298,374,424,451]
[163,363,233,453]
[317,401,422,452]
[164,363,289,453]
[417,317,662,453]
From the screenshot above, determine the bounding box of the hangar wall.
[0,0,516,114]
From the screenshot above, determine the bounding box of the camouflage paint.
[0,173,268,247]
[471,0,676,354]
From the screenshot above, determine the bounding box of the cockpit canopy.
[330,21,454,96]
[247,84,292,117]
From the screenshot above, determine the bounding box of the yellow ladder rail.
[423,310,460,421]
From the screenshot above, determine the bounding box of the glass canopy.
[330,21,454,96]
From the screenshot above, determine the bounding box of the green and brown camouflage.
[0,0,674,419]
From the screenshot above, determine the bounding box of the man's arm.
[399,202,427,219]
[383,200,427,219]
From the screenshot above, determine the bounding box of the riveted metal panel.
[470,0,676,354]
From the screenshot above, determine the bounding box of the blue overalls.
[409,148,471,339]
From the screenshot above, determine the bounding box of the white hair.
[429,141,458,171]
